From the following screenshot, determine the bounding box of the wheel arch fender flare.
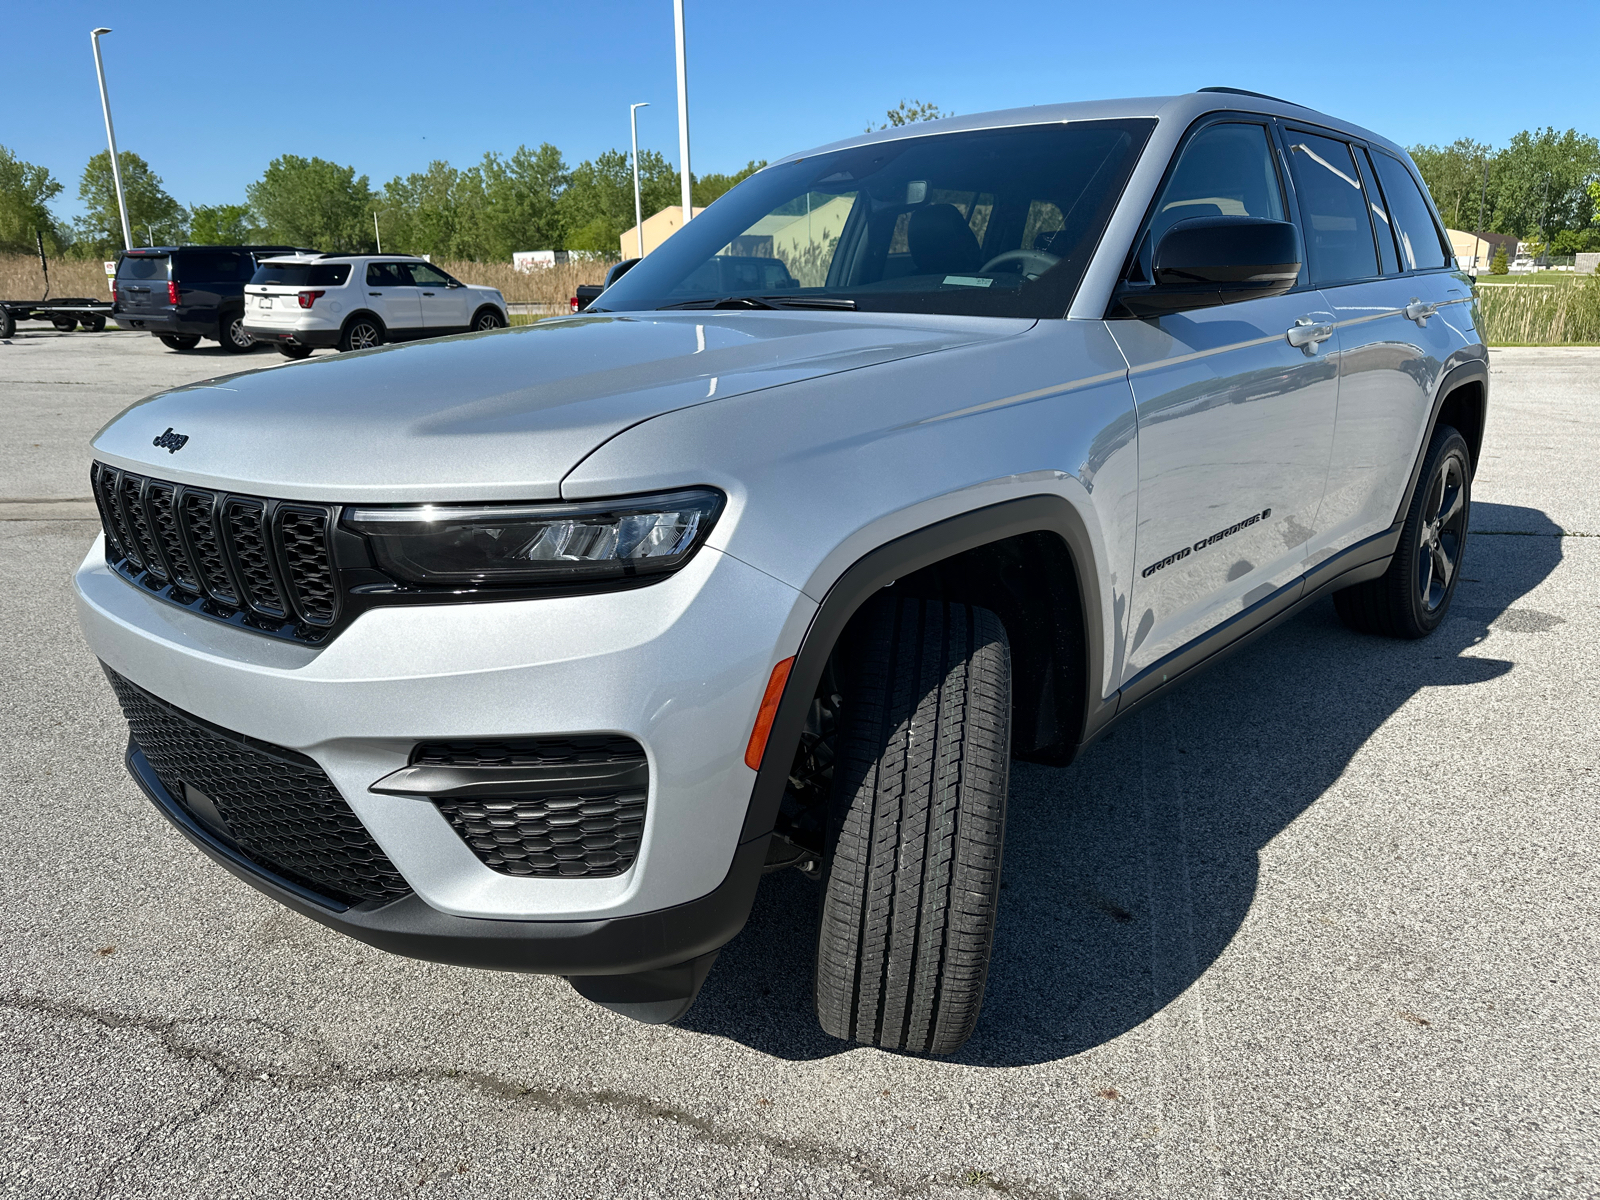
[1393,355,1489,527]
[341,310,386,337]
[737,493,1108,844]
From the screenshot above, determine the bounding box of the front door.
[1107,118,1339,685]
[412,262,474,331]
[363,261,422,334]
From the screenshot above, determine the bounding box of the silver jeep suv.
[77,89,1484,1055]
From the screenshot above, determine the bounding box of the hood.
[90,311,1029,503]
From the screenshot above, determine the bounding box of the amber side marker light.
[744,656,795,770]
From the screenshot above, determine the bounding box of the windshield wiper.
[658,294,858,312]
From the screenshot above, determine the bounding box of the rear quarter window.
[175,251,247,281]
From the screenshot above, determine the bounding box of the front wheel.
[472,307,507,331]
[1334,424,1471,638]
[52,317,78,332]
[220,312,254,353]
[82,315,107,333]
[158,334,201,351]
[338,316,384,352]
[814,596,1011,1057]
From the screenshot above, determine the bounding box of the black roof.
[123,245,314,255]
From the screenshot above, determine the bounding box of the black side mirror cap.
[604,258,642,289]
[1113,216,1301,318]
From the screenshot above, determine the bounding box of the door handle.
[1403,298,1437,325]
[1286,317,1334,351]
[421,291,435,296]
[369,292,382,296]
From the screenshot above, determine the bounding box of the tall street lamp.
[90,28,133,253]
[630,102,650,258]
[673,0,693,223]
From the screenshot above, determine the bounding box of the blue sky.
[10,0,1599,225]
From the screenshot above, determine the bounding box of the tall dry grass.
[432,259,616,307]
[0,254,113,301]
[1476,279,1600,345]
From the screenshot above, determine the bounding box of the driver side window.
[1132,123,1287,281]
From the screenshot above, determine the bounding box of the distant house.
[1446,228,1518,271]
[619,206,706,259]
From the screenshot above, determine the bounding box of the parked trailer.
[0,298,116,339]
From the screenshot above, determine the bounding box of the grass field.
[1472,271,1587,286]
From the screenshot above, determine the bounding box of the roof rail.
[1198,86,1303,107]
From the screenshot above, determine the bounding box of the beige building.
[619,206,705,259]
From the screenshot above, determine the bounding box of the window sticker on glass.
[944,276,993,288]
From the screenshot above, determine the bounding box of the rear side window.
[1371,153,1453,272]
[1285,132,1378,285]
[175,251,245,281]
[249,263,352,287]
[1353,149,1401,275]
[366,262,415,287]
[116,254,169,281]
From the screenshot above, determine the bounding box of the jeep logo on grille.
[152,427,189,454]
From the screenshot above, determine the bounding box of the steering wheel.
[978,249,1060,280]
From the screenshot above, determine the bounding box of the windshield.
[250,262,352,287]
[116,254,169,281]
[597,119,1153,319]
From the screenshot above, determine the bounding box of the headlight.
[344,488,724,587]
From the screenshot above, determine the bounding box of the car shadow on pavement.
[679,503,1563,1065]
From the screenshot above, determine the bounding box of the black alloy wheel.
[473,308,506,331]
[220,312,254,353]
[339,317,384,352]
[158,334,201,351]
[1334,423,1471,639]
[276,343,313,360]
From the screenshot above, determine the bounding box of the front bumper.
[127,741,767,974]
[76,535,815,933]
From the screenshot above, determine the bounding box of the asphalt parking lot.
[1,327,1595,1199]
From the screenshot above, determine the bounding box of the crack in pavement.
[1,994,1067,1199]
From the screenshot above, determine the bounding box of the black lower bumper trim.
[126,742,766,976]
[243,326,340,348]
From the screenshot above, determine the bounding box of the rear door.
[412,261,473,331]
[174,249,247,334]
[363,261,422,333]
[1107,118,1339,687]
[1286,130,1470,554]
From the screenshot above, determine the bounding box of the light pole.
[372,210,383,254]
[1474,156,1488,276]
[673,0,693,223]
[630,102,650,258]
[90,28,133,253]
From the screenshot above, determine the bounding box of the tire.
[158,334,201,351]
[339,315,384,352]
[471,307,507,332]
[220,311,254,353]
[0,308,14,339]
[1333,423,1471,639]
[52,317,78,332]
[82,315,106,333]
[276,343,313,360]
[814,596,1011,1057]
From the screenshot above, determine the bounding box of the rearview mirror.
[1115,216,1301,318]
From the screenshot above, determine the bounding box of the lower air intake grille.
[105,667,411,906]
[417,737,648,878]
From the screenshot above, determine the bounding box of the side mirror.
[604,257,641,289]
[1115,216,1300,317]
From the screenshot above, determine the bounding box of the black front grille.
[105,667,411,907]
[90,462,338,642]
[417,737,648,878]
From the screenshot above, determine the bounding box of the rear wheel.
[82,314,107,333]
[220,311,254,353]
[814,596,1011,1057]
[276,343,313,360]
[339,316,384,352]
[472,307,506,331]
[1334,424,1471,639]
[0,308,14,339]
[52,317,77,332]
[158,334,201,351]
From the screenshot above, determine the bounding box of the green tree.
[868,100,951,132]
[186,203,260,244]
[693,160,766,208]
[247,155,375,252]
[1490,247,1509,275]
[75,150,186,255]
[478,143,569,255]
[1409,138,1493,231]
[1488,127,1600,240]
[560,148,680,252]
[0,145,67,254]
[378,159,489,259]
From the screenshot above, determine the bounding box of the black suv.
[113,245,311,353]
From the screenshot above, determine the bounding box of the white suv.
[243,254,507,357]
